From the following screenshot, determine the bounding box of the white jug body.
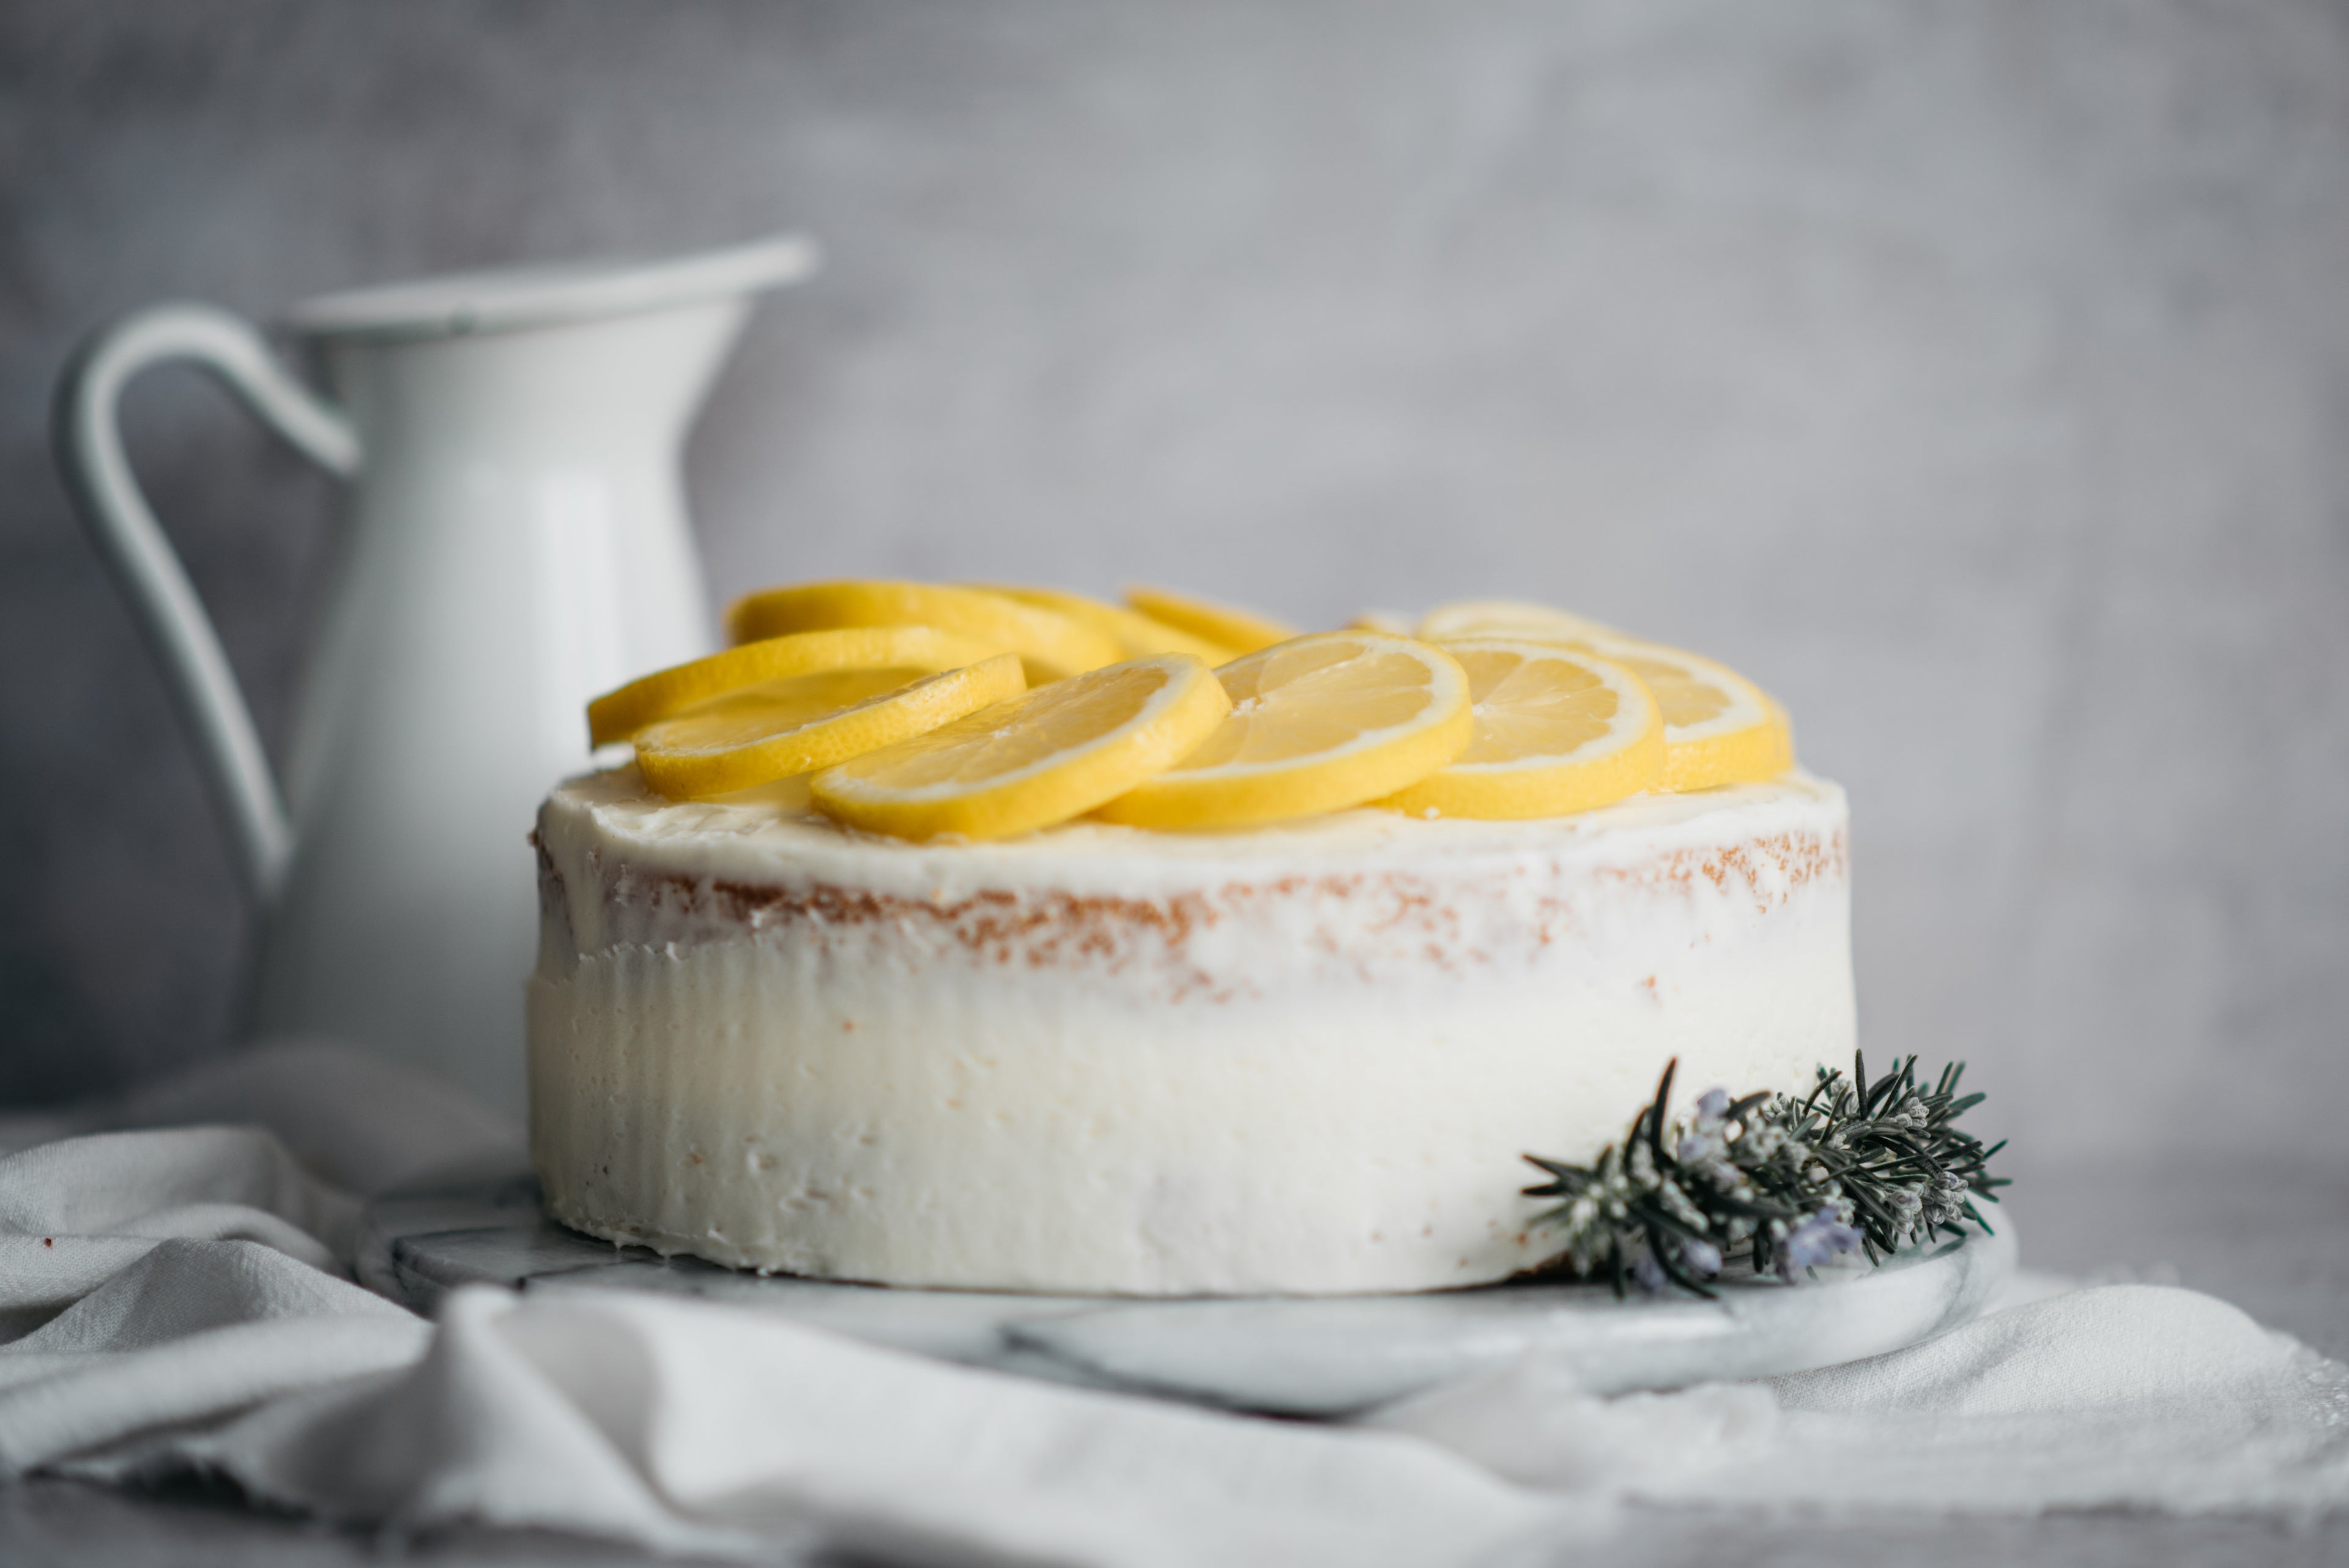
[53,237,818,1115]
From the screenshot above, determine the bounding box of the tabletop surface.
[6,1151,2345,1567]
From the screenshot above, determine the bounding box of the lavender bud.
[1778,1205,1865,1279]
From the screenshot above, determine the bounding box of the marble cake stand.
[358,1167,2015,1418]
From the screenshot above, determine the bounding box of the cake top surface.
[541,766,1846,899]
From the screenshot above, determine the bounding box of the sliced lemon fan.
[1576,638,1792,793]
[1416,598,1622,646]
[1378,641,1663,820]
[981,584,1239,664]
[1123,585,1300,656]
[725,581,1126,685]
[588,625,1003,748]
[811,655,1230,841]
[1096,632,1472,830]
[636,655,1025,801]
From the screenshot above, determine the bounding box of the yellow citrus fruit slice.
[1572,637,1791,792]
[1420,604,1794,793]
[724,581,1125,685]
[811,655,1230,841]
[636,655,1025,800]
[1344,608,1417,636]
[1096,631,1473,830]
[1416,598,1622,645]
[587,626,1001,748]
[1376,641,1663,819]
[1123,585,1300,656]
[981,584,1239,664]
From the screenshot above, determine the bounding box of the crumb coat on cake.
[527,768,1855,1295]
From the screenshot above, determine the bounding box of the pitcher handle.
[51,303,361,905]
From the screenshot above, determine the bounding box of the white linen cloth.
[0,1042,2343,1566]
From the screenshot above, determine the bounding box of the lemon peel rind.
[1658,715,1795,793]
[979,585,1239,664]
[810,655,1231,841]
[636,655,1027,801]
[1093,633,1475,831]
[1097,710,1471,830]
[587,625,1000,748]
[1123,585,1300,657]
[725,581,1126,684]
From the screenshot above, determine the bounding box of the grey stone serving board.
[357,1167,2016,1418]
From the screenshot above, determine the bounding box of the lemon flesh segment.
[636,655,1026,801]
[1123,585,1301,656]
[1376,641,1663,819]
[587,626,1002,748]
[1575,637,1791,792]
[1096,631,1473,830]
[981,584,1239,664]
[811,654,1231,841]
[1417,598,1622,646]
[725,581,1126,685]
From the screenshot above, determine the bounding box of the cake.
[527,768,1853,1295]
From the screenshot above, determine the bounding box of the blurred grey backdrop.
[3,1,2345,1162]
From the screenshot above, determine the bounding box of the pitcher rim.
[280,232,819,343]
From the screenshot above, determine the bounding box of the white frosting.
[528,770,1855,1295]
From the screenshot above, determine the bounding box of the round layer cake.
[528,768,1854,1295]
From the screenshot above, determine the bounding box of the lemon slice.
[811,655,1230,841]
[725,581,1125,685]
[1124,585,1300,656]
[637,655,1025,800]
[587,626,1001,748]
[1096,631,1473,830]
[1376,641,1663,819]
[1572,638,1791,792]
[1416,598,1622,645]
[1345,608,1417,636]
[982,584,1239,663]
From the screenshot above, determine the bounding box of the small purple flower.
[1679,1238,1723,1276]
[1676,1133,1709,1163]
[1779,1205,1864,1279]
[1694,1088,1731,1121]
[1631,1250,1668,1294]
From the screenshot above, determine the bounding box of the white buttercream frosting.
[528,769,1855,1295]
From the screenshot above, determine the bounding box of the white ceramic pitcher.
[54,234,818,1115]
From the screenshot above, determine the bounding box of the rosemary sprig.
[1521,1052,2008,1298]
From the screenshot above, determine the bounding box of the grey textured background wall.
[4,1,2346,1161]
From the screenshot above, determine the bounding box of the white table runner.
[1,1042,2342,1565]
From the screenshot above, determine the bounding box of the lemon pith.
[981,584,1241,664]
[725,581,1126,685]
[1095,632,1473,830]
[587,625,1001,748]
[634,655,1028,801]
[1376,641,1663,819]
[811,654,1231,841]
[1123,585,1301,656]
